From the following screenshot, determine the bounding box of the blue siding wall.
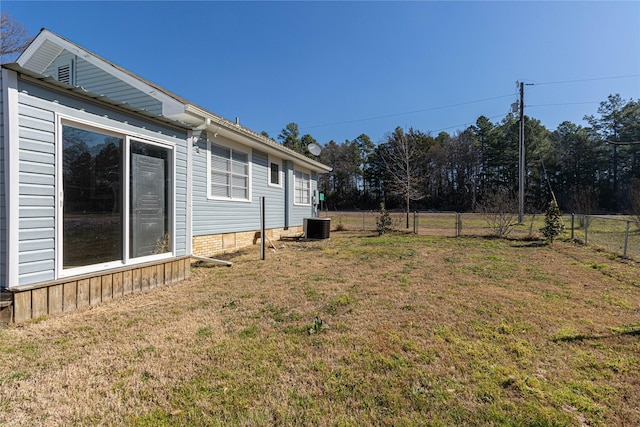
[0,71,5,288]
[192,136,293,236]
[43,50,163,115]
[289,167,316,226]
[14,79,188,287]
[17,94,56,285]
[253,150,287,229]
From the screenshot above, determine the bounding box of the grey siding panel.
[21,139,56,154]
[20,165,55,179]
[20,217,55,229]
[19,195,53,207]
[19,102,55,122]
[19,269,54,285]
[20,228,55,241]
[20,207,55,218]
[43,51,163,114]
[19,184,55,197]
[16,91,57,285]
[19,259,54,275]
[19,127,54,144]
[19,116,55,134]
[19,248,55,264]
[20,149,55,165]
[20,238,54,252]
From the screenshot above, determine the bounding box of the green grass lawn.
[1,231,639,426]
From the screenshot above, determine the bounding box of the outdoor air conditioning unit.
[303,217,331,240]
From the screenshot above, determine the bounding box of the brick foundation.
[192,226,303,257]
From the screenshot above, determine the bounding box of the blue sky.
[4,1,640,145]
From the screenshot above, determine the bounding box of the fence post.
[624,220,630,259]
[363,211,365,231]
[585,215,589,245]
[413,211,417,234]
[571,213,575,240]
[456,212,461,237]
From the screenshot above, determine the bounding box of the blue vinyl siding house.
[0,29,331,322]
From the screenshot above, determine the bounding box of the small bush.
[335,222,347,232]
[376,203,392,236]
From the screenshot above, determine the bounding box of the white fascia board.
[18,30,185,117]
[183,105,332,173]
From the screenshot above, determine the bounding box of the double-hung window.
[209,142,250,200]
[294,169,311,205]
[60,121,174,273]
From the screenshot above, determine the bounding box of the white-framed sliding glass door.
[57,118,174,276]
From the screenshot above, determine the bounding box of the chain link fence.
[318,210,640,261]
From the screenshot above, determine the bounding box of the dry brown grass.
[1,231,639,426]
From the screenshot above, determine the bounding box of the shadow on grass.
[552,327,640,343]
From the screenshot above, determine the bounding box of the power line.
[431,112,508,133]
[534,74,640,86]
[527,101,601,108]
[268,93,514,134]
[267,73,638,138]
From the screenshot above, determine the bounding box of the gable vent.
[57,60,74,85]
[57,64,71,84]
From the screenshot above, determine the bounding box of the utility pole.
[517,81,534,223]
[518,81,525,223]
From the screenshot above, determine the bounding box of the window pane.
[211,185,229,198]
[232,175,247,188]
[232,187,248,199]
[130,141,170,258]
[63,126,123,268]
[232,151,248,163]
[211,156,229,172]
[211,145,230,160]
[232,161,248,175]
[270,163,279,184]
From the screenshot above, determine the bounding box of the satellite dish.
[308,143,322,156]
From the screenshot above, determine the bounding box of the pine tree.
[376,203,392,236]
[541,199,564,243]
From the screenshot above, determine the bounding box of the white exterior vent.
[57,60,74,85]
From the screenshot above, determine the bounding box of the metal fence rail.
[571,214,640,260]
[319,211,640,261]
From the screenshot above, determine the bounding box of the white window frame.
[268,156,283,188]
[207,138,252,202]
[55,115,176,279]
[294,168,311,206]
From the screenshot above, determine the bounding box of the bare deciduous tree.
[1,12,33,63]
[382,127,427,227]
[477,187,519,238]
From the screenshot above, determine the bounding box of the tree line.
[273,94,640,215]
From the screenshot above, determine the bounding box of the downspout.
[284,160,290,229]
[191,255,232,267]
